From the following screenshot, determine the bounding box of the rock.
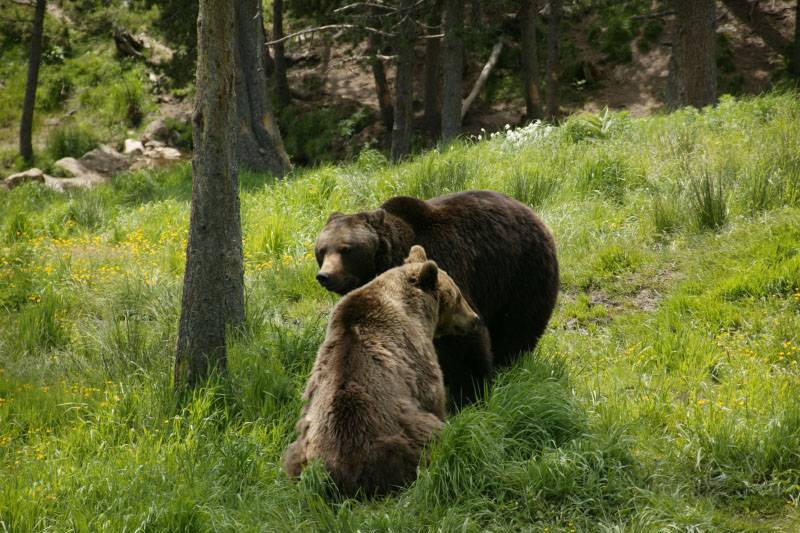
[44,175,101,192]
[80,144,130,176]
[124,138,145,156]
[1,167,101,193]
[4,168,46,190]
[148,146,182,160]
[54,157,87,177]
[54,157,108,186]
[144,139,166,149]
[141,118,171,143]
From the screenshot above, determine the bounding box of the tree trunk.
[793,0,800,76]
[721,0,791,53]
[19,0,46,165]
[522,0,543,120]
[176,0,243,389]
[424,29,441,136]
[391,2,415,161]
[368,33,393,132]
[272,0,291,106]
[461,41,504,120]
[545,0,562,120]
[441,0,464,143]
[668,0,717,109]
[234,0,291,175]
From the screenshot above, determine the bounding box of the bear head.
[315,210,389,294]
[403,245,481,337]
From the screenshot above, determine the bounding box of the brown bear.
[284,246,480,497]
[314,190,559,403]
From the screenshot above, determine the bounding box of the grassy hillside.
[2,92,800,531]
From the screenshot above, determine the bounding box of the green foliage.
[45,123,100,160]
[1,93,800,531]
[280,105,372,165]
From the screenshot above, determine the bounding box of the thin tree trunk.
[721,0,791,53]
[522,0,543,120]
[234,0,291,175]
[368,33,393,132]
[272,0,291,106]
[668,0,717,109]
[176,0,243,389]
[793,0,800,76]
[441,0,464,143]
[424,30,441,136]
[19,0,46,165]
[545,0,562,120]
[391,2,415,161]
[461,41,503,120]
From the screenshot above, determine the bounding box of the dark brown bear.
[284,246,481,497]
[315,190,559,403]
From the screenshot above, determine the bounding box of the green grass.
[2,92,800,531]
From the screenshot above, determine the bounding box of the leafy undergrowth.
[2,92,800,531]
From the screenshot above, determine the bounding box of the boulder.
[141,118,171,143]
[4,168,46,190]
[80,144,130,176]
[124,138,145,155]
[54,157,108,186]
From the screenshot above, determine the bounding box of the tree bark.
[175,0,243,389]
[423,28,441,136]
[390,1,415,161]
[793,0,800,76]
[272,0,291,106]
[19,0,46,165]
[721,0,791,53]
[461,41,503,120]
[668,0,717,109]
[368,33,393,132]
[522,0,543,120]
[234,0,291,175]
[441,0,464,143]
[545,0,562,120]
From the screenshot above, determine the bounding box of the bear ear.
[415,260,438,292]
[326,211,344,223]
[367,208,386,226]
[405,245,427,264]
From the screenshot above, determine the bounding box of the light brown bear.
[283,245,480,497]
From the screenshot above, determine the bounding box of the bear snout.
[316,271,333,289]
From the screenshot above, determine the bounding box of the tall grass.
[2,92,800,531]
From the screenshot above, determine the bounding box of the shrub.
[46,124,99,160]
[689,170,727,231]
[108,73,147,127]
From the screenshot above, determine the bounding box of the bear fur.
[315,190,559,403]
[284,246,480,497]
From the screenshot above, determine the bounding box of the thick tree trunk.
[19,0,46,165]
[793,0,800,76]
[721,0,791,53]
[545,0,562,120]
[441,0,464,143]
[461,41,503,120]
[424,30,441,136]
[368,33,393,132]
[234,0,291,176]
[390,2,415,161]
[668,0,717,109]
[272,0,291,106]
[176,0,243,388]
[522,0,543,120]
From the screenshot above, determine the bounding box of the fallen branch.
[461,41,504,120]
[265,24,393,46]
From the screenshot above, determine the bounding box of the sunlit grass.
[1,92,800,530]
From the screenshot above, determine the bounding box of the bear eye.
[340,245,351,255]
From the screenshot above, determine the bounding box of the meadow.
[1,92,800,531]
